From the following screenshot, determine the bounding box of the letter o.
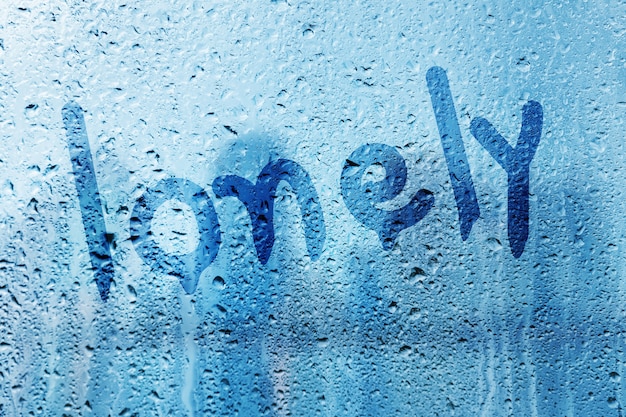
[130,178,221,293]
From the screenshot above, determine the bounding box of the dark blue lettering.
[212,159,325,264]
[470,100,543,257]
[62,101,114,302]
[426,66,481,241]
[130,178,221,293]
[340,143,434,250]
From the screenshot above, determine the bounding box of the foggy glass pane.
[1,1,625,415]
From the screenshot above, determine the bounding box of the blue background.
[1,0,625,415]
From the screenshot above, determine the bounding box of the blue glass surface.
[1,1,625,415]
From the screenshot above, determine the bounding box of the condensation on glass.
[1,1,625,415]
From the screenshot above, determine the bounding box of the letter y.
[470,101,543,257]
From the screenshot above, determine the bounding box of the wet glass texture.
[1,1,625,415]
